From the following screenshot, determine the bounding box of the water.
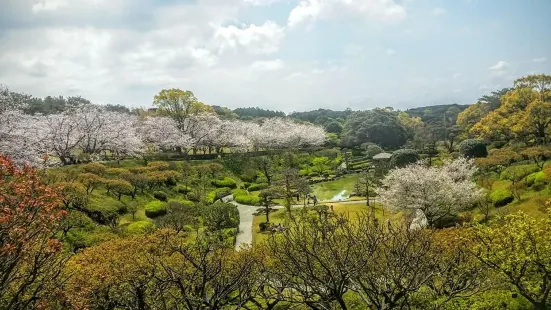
[331,190,349,201]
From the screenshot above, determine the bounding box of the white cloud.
[288,0,407,27]
[488,60,509,71]
[532,57,547,63]
[386,48,396,55]
[214,21,285,54]
[250,59,284,71]
[431,7,447,16]
[244,0,282,5]
[32,0,68,12]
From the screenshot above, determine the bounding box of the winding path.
[225,195,427,250]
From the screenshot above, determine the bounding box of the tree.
[78,173,104,194]
[342,109,408,149]
[355,169,377,206]
[390,149,419,168]
[156,200,198,233]
[0,155,68,309]
[311,156,330,177]
[475,148,520,174]
[465,209,551,309]
[378,158,483,228]
[520,146,551,170]
[60,210,92,237]
[458,139,487,158]
[259,188,279,222]
[202,202,239,231]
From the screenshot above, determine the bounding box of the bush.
[147,161,169,170]
[175,185,191,194]
[501,164,539,181]
[259,222,270,232]
[211,177,237,189]
[248,183,269,191]
[242,182,251,189]
[234,194,262,206]
[202,202,239,231]
[81,162,107,176]
[526,171,546,187]
[365,144,383,159]
[167,199,195,209]
[490,189,514,207]
[144,201,167,218]
[232,188,248,196]
[153,191,168,201]
[390,149,419,168]
[459,139,488,158]
[207,187,233,203]
[126,221,155,234]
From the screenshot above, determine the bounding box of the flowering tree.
[139,116,194,152]
[378,158,482,228]
[0,155,67,309]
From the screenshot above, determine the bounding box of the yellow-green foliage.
[489,188,514,207]
[126,221,155,234]
[144,201,167,218]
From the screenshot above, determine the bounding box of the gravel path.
[225,195,425,250]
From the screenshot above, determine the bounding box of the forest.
[1,73,551,310]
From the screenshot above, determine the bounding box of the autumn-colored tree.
[465,209,551,309]
[471,75,551,143]
[475,148,521,174]
[0,155,67,309]
[520,146,551,170]
[54,182,89,209]
[78,172,105,194]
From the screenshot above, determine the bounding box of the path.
[225,195,426,250]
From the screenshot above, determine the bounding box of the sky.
[0,0,550,113]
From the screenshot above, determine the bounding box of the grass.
[251,202,401,245]
[311,174,360,201]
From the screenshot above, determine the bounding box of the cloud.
[32,0,68,12]
[244,0,282,5]
[532,57,547,63]
[214,21,286,54]
[386,48,396,55]
[488,60,509,71]
[250,59,284,71]
[431,7,446,16]
[288,0,407,27]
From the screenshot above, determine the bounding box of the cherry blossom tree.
[378,158,483,228]
[139,116,194,152]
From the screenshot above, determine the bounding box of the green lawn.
[311,174,360,202]
[251,202,401,245]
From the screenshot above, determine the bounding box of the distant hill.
[406,104,469,124]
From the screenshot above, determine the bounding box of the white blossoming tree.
[377,157,483,228]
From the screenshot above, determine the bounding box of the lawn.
[311,174,360,202]
[251,202,401,245]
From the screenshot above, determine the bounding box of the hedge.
[167,199,195,208]
[211,177,237,189]
[175,185,191,194]
[248,183,269,191]
[126,221,155,234]
[207,187,233,203]
[490,189,514,207]
[234,194,262,206]
[144,201,167,218]
[153,191,168,201]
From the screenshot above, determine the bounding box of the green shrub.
[526,171,546,186]
[390,149,420,168]
[167,199,194,208]
[248,183,269,191]
[242,182,251,189]
[234,194,262,206]
[501,165,540,181]
[126,221,155,234]
[147,161,169,170]
[490,189,514,207]
[145,201,167,218]
[207,187,233,203]
[259,222,269,232]
[175,185,191,194]
[232,188,248,196]
[365,144,383,159]
[459,139,488,158]
[211,177,237,189]
[153,191,168,201]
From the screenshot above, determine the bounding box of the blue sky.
[0,0,550,112]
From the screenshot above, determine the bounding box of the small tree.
[259,188,279,223]
[520,146,551,170]
[378,158,482,228]
[355,169,377,206]
[390,149,419,168]
[311,156,330,176]
[202,202,239,231]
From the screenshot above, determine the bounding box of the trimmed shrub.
[248,183,269,191]
[167,199,195,209]
[526,171,546,187]
[147,161,170,170]
[490,189,514,207]
[81,162,107,176]
[207,187,233,203]
[242,182,251,189]
[501,165,539,181]
[390,149,420,168]
[211,177,237,189]
[153,191,168,201]
[145,201,167,218]
[126,221,155,234]
[459,139,488,158]
[175,185,191,194]
[365,144,383,159]
[234,194,262,206]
